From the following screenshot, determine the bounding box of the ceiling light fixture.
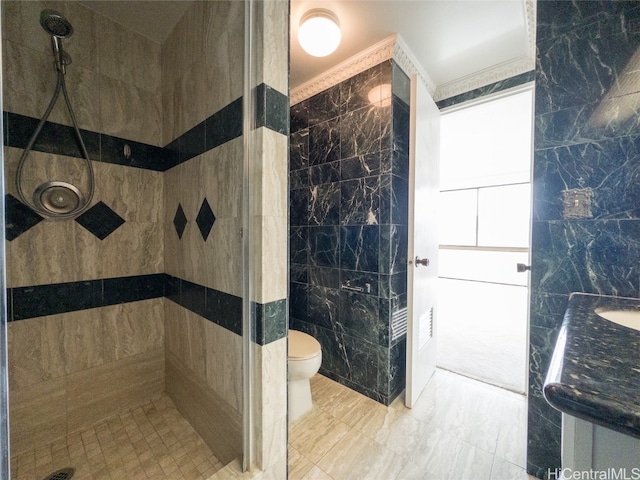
[298,9,341,57]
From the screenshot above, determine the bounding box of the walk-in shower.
[15,9,94,218]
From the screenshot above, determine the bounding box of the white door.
[405,74,440,408]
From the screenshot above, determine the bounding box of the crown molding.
[433,0,536,101]
[290,35,397,105]
[393,35,436,96]
[291,0,536,105]
[433,54,534,101]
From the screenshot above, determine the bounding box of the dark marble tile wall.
[530,2,640,477]
[289,61,411,405]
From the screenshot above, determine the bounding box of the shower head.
[40,9,73,38]
[40,10,73,73]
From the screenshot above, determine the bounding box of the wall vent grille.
[391,307,408,342]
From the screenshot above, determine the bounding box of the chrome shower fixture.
[15,9,94,219]
[40,9,74,73]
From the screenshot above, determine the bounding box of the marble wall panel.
[166,350,242,466]
[7,220,85,287]
[308,85,341,124]
[340,107,382,159]
[8,315,66,389]
[9,377,66,456]
[96,12,160,95]
[340,225,380,273]
[257,1,288,96]
[8,296,166,453]
[3,4,100,131]
[531,219,640,298]
[533,137,640,221]
[4,147,91,208]
[530,2,640,475]
[66,347,164,433]
[9,300,164,386]
[99,299,164,360]
[340,177,381,225]
[290,129,309,171]
[251,337,287,471]
[93,162,163,223]
[341,63,392,114]
[203,1,244,119]
[251,129,288,219]
[99,75,162,147]
[91,221,164,279]
[251,215,288,304]
[289,61,410,403]
[309,118,340,166]
[309,226,340,268]
[173,59,207,137]
[203,319,242,413]
[3,40,59,121]
[310,183,340,225]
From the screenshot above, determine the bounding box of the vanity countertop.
[543,293,640,439]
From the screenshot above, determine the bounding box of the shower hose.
[15,65,94,218]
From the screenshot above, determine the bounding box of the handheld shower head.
[40,9,73,38]
[40,10,73,73]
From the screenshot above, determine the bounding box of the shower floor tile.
[11,395,225,480]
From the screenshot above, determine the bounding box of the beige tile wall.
[4,0,290,475]
[161,0,247,469]
[3,0,166,458]
[161,1,244,145]
[3,0,162,145]
[248,1,289,475]
[8,299,165,455]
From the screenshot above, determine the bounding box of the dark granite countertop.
[544,293,640,439]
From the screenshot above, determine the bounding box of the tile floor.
[289,369,538,480]
[10,395,225,480]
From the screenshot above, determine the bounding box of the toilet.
[288,330,322,421]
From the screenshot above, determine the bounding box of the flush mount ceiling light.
[298,9,341,57]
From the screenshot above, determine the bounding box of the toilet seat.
[288,330,321,360]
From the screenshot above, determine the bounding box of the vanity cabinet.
[562,414,640,472]
[543,293,640,475]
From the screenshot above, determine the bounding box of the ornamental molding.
[433,54,534,101]
[393,35,436,96]
[290,35,397,105]
[433,0,536,101]
[290,0,536,104]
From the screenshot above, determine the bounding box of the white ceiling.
[290,0,531,91]
[80,0,532,96]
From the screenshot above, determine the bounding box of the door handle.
[516,263,531,272]
[415,256,430,267]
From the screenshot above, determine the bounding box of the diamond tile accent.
[196,198,216,241]
[75,201,125,240]
[173,203,187,239]
[5,194,44,241]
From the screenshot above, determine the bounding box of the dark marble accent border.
[7,273,287,345]
[4,112,175,171]
[253,298,288,346]
[435,71,535,109]
[256,83,289,136]
[9,273,165,320]
[4,82,288,174]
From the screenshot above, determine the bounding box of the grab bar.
[341,281,371,294]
